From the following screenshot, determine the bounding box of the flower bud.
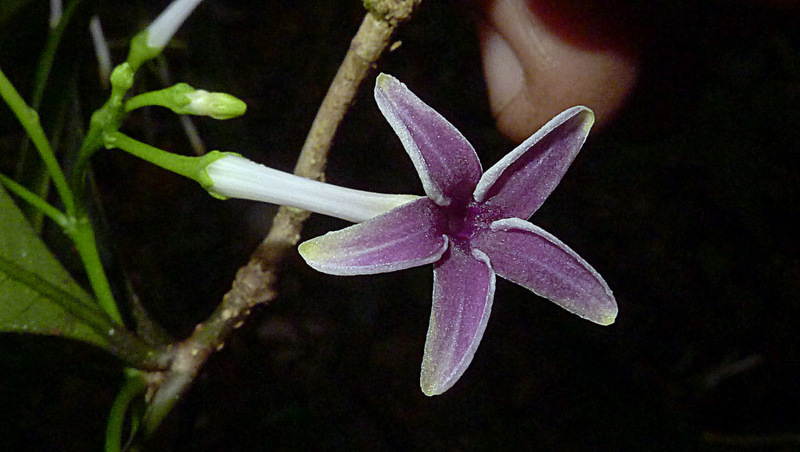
[182,90,247,120]
[125,83,247,120]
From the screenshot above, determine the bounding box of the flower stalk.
[99,135,418,224]
[138,1,423,442]
[0,67,75,214]
[101,131,224,187]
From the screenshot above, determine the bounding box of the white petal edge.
[473,106,593,203]
[488,217,617,325]
[300,234,449,276]
[375,74,451,206]
[421,248,496,396]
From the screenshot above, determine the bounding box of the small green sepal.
[126,31,162,71]
[196,151,234,194]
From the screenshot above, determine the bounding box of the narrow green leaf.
[0,183,111,348]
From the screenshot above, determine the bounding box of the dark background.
[2,0,800,450]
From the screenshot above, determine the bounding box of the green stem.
[2,60,125,335]
[30,0,85,110]
[124,87,185,112]
[70,30,164,192]
[70,121,108,205]
[126,31,163,73]
[0,173,70,229]
[62,61,160,330]
[23,96,69,232]
[135,0,423,441]
[103,132,224,186]
[105,369,148,452]
[71,218,124,324]
[14,0,84,230]
[70,62,134,204]
[0,66,75,214]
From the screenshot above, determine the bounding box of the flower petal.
[375,73,482,206]
[473,218,617,325]
[421,246,495,396]
[298,198,447,275]
[474,106,594,220]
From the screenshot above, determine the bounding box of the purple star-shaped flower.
[298,74,617,396]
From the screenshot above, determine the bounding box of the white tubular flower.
[89,16,112,85]
[49,0,62,29]
[205,155,419,223]
[146,0,204,50]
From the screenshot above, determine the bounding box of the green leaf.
[0,183,111,348]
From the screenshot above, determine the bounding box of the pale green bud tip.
[184,90,247,119]
[125,84,246,118]
[597,306,618,326]
[375,72,391,89]
[146,0,203,49]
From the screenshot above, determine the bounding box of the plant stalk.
[137,0,422,442]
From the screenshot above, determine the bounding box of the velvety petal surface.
[298,198,447,275]
[421,246,496,396]
[474,106,594,220]
[375,73,482,206]
[472,218,617,325]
